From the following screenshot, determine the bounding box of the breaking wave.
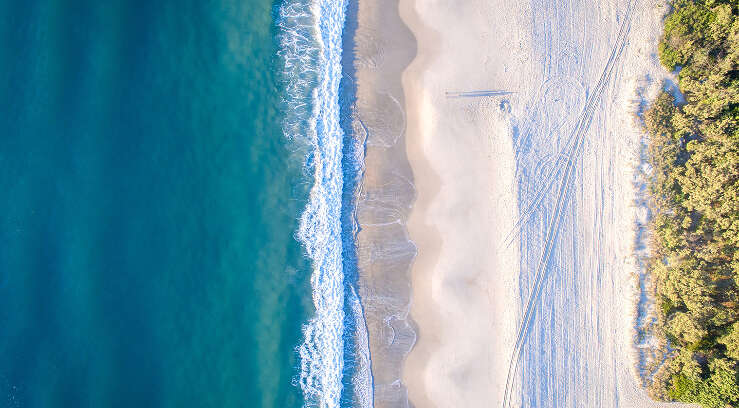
[277,0,371,406]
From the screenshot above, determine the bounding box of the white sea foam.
[350,287,375,408]
[277,0,351,407]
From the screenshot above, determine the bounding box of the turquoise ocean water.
[0,1,366,407]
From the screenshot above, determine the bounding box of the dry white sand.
[395,0,693,407]
[400,0,524,406]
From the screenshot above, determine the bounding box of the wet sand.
[351,0,416,406]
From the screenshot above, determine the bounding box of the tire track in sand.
[501,2,635,406]
[502,136,578,248]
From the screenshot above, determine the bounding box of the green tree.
[646,1,739,406]
[719,322,739,360]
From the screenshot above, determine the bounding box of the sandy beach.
[354,0,695,406]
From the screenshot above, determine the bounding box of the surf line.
[278,0,356,406]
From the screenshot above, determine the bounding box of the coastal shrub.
[645,0,739,406]
[720,322,739,360]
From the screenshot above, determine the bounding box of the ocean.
[0,1,365,407]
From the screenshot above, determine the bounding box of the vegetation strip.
[643,1,739,406]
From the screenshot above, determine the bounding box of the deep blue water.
[0,1,317,406]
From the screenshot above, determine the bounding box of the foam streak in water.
[349,287,374,408]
